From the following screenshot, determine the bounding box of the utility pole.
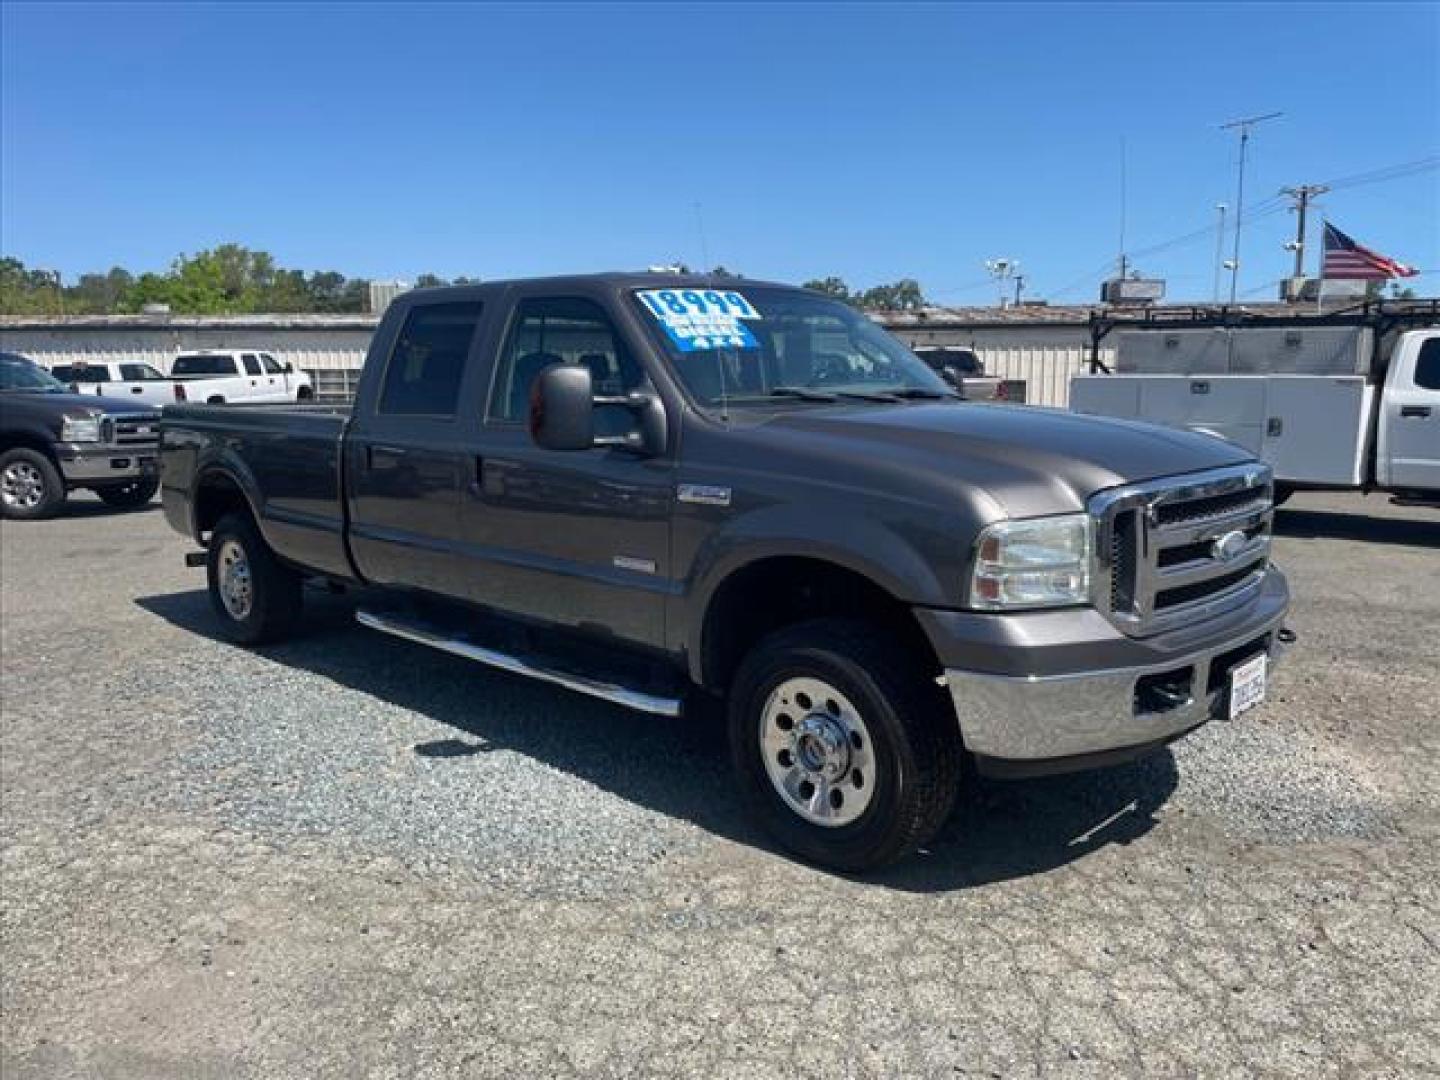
[1212,203,1227,303]
[1279,183,1329,278]
[984,258,1018,308]
[1220,111,1282,304]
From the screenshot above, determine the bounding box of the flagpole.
[1316,219,1325,314]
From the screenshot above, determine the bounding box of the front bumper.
[923,567,1291,772]
[56,442,159,485]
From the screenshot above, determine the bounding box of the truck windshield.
[1,354,68,393]
[173,356,235,376]
[631,286,952,408]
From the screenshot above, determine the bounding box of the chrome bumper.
[57,443,159,484]
[945,596,1290,764]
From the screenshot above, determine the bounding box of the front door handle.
[1401,406,1432,418]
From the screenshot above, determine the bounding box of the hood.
[768,402,1252,518]
[0,389,156,415]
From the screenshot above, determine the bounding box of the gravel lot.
[2,491,1438,1078]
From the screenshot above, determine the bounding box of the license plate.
[1228,653,1267,720]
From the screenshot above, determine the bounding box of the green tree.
[414,273,448,289]
[802,276,853,301]
[856,278,926,311]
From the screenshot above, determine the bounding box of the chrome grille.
[99,412,161,447]
[1091,463,1273,637]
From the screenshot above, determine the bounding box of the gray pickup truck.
[160,273,1292,869]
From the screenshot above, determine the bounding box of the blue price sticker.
[637,289,761,353]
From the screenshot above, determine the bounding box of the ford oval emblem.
[1211,529,1248,562]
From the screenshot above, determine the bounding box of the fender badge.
[677,483,731,507]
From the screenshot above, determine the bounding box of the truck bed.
[160,402,355,580]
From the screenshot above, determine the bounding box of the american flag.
[1321,222,1418,280]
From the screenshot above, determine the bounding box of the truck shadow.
[136,588,1179,893]
[1273,506,1440,547]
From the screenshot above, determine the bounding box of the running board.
[355,609,683,717]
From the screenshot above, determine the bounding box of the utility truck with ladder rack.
[1070,300,1440,506]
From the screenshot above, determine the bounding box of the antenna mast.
[1220,111,1283,304]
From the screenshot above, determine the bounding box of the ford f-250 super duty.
[160,274,1293,870]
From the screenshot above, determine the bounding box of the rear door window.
[242,354,262,376]
[173,355,237,376]
[377,301,483,416]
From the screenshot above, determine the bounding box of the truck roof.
[405,271,802,301]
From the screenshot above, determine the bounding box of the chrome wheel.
[217,539,254,620]
[760,676,876,828]
[1,461,46,510]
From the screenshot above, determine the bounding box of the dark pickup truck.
[161,273,1292,869]
[2,352,161,519]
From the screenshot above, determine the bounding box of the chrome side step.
[355,609,683,717]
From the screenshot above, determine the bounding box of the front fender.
[677,502,950,682]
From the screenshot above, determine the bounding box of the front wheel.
[0,448,66,520]
[728,619,962,871]
[97,477,159,508]
[206,512,302,645]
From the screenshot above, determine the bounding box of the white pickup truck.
[50,360,178,407]
[1071,304,1439,505]
[171,351,314,404]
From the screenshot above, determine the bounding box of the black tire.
[96,477,159,509]
[1272,483,1294,508]
[207,396,226,405]
[727,618,962,871]
[206,512,302,645]
[0,447,66,520]
[296,386,315,402]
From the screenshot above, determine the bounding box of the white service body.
[1072,327,1440,496]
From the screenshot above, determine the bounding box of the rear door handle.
[366,444,409,468]
[467,455,485,497]
[1401,406,1432,418]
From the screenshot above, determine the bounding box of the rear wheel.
[97,477,159,508]
[0,448,66,520]
[206,512,302,644]
[728,619,961,871]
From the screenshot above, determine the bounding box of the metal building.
[1,305,1109,407]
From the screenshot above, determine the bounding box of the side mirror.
[282,362,294,374]
[529,364,596,451]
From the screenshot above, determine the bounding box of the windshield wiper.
[834,389,903,403]
[885,387,960,400]
[767,386,840,402]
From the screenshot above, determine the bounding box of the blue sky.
[3,1,1436,303]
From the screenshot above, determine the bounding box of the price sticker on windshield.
[637,289,760,353]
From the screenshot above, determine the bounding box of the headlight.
[969,513,1093,610]
[61,415,102,443]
